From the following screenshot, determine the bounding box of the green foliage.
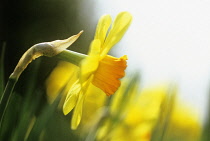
[150,85,177,141]
[0,58,78,141]
[201,90,210,141]
[0,43,6,96]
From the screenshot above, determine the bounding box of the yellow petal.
[71,93,85,130]
[80,39,100,83]
[87,39,101,57]
[63,80,81,115]
[81,84,107,128]
[94,15,112,47]
[92,55,127,96]
[101,12,132,57]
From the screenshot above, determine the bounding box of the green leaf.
[10,60,41,141]
[201,87,210,141]
[150,84,177,141]
[0,42,6,96]
[10,90,43,141]
[0,92,22,141]
[26,93,61,141]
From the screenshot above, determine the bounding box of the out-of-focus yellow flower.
[95,77,140,140]
[63,12,132,129]
[45,61,79,103]
[96,84,167,141]
[114,87,167,141]
[110,77,137,115]
[125,85,167,126]
[167,103,201,141]
[95,81,201,141]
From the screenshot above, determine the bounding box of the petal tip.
[63,105,69,115]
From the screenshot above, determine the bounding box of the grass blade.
[26,94,61,141]
[0,42,6,96]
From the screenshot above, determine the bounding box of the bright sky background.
[80,0,210,122]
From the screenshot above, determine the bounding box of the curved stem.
[55,50,86,66]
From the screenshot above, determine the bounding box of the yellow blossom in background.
[94,79,201,141]
[96,83,167,141]
[45,61,79,104]
[167,103,201,141]
[124,85,167,126]
[63,12,132,129]
[110,77,138,115]
[96,77,140,141]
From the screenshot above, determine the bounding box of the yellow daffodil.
[63,12,132,129]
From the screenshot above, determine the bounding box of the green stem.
[0,76,17,129]
[55,50,86,66]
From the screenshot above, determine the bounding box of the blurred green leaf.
[85,74,140,141]
[26,93,61,141]
[150,84,177,141]
[0,42,6,96]
[10,90,43,141]
[43,111,79,141]
[112,73,140,117]
[0,92,22,141]
[201,86,210,141]
[1,59,41,141]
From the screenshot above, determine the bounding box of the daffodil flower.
[63,12,132,129]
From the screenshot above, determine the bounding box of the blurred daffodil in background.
[167,103,201,141]
[82,77,201,141]
[46,62,79,104]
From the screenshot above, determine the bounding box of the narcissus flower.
[63,12,132,129]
